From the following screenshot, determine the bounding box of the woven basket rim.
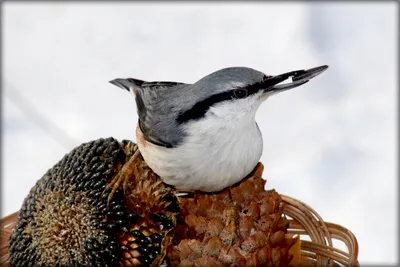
[281,194,359,267]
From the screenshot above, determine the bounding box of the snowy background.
[2,2,397,265]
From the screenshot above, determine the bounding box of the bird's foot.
[174,189,196,197]
[102,149,140,207]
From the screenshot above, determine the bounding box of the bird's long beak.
[263,65,329,95]
[109,78,133,91]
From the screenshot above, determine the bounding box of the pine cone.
[9,138,179,267]
[167,163,297,267]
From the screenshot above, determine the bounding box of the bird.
[107,65,328,201]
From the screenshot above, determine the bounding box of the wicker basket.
[282,195,359,267]
[0,196,359,267]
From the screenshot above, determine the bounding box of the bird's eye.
[233,89,248,99]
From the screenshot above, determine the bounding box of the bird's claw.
[102,172,125,207]
[175,190,196,197]
[101,149,141,207]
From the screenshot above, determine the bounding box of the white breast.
[137,100,264,192]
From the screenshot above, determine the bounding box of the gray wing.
[134,79,190,148]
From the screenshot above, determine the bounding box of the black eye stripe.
[176,81,263,124]
[176,91,232,123]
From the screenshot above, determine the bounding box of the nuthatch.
[107,66,328,199]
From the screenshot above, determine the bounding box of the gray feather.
[135,81,190,148]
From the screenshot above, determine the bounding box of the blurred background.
[2,2,397,265]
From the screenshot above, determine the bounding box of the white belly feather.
[137,117,263,192]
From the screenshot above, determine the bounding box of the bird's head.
[175,65,329,125]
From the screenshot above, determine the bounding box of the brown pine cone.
[167,163,298,267]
